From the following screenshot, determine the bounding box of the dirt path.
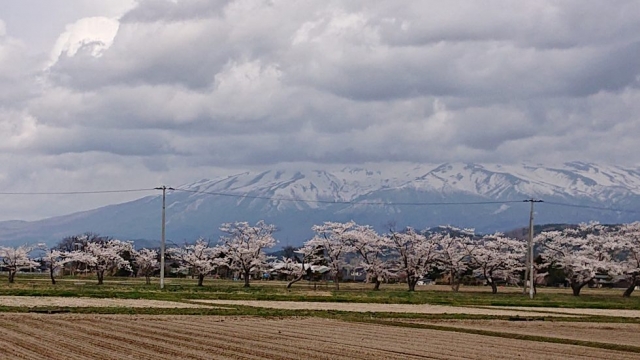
[191,299,578,317]
[0,296,207,308]
[0,314,636,360]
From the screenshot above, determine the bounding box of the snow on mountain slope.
[1,162,640,247]
[177,162,640,205]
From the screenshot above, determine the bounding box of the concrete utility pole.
[155,186,174,289]
[523,199,543,299]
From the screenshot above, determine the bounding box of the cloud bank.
[1,0,640,220]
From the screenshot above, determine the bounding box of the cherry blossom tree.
[612,222,640,297]
[305,221,356,290]
[272,245,319,289]
[0,244,41,283]
[42,248,72,285]
[432,227,476,292]
[168,239,223,286]
[344,225,391,290]
[219,220,277,288]
[537,222,618,296]
[387,227,439,291]
[134,248,159,285]
[70,238,134,285]
[471,233,525,294]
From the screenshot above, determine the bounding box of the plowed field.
[0,314,637,360]
[0,296,207,308]
[409,319,640,348]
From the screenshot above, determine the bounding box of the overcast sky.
[1,0,640,220]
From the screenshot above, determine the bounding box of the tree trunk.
[450,271,461,292]
[50,267,56,285]
[97,271,104,285]
[373,278,381,291]
[198,273,204,286]
[287,274,304,289]
[485,270,497,294]
[489,280,497,294]
[145,275,151,285]
[243,271,250,288]
[623,278,638,297]
[8,270,16,283]
[334,277,339,290]
[408,278,417,292]
[571,281,587,296]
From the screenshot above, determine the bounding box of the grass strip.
[0,304,588,323]
[361,319,640,354]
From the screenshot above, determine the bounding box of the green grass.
[1,275,640,310]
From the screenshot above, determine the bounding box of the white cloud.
[48,17,120,67]
[0,0,640,220]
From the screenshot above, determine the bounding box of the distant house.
[592,274,630,288]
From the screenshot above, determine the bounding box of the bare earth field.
[192,299,577,317]
[0,314,637,360]
[0,296,207,308]
[410,319,640,348]
[486,306,640,318]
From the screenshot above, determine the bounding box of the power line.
[542,201,640,214]
[0,185,638,213]
[171,187,526,206]
[0,188,155,195]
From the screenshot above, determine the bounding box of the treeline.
[1,221,639,297]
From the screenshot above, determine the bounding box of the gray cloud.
[1,0,640,220]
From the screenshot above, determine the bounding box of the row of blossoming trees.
[277,221,525,293]
[277,221,640,296]
[1,220,639,296]
[0,221,277,288]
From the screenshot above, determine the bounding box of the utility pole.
[523,199,543,299]
[155,186,174,289]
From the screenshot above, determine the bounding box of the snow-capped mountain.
[1,162,640,247]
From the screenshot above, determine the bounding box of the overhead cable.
[171,187,526,206]
[0,188,155,195]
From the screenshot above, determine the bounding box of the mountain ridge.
[1,162,639,247]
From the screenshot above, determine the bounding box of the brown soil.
[408,319,640,348]
[0,296,207,308]
[192,300,576,317]
[486,306,640,318]
[0,314,636,360]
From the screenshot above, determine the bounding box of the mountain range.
[1,162,639,247]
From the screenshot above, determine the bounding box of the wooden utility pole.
[155,186,174,289]
[523,199,543,299]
